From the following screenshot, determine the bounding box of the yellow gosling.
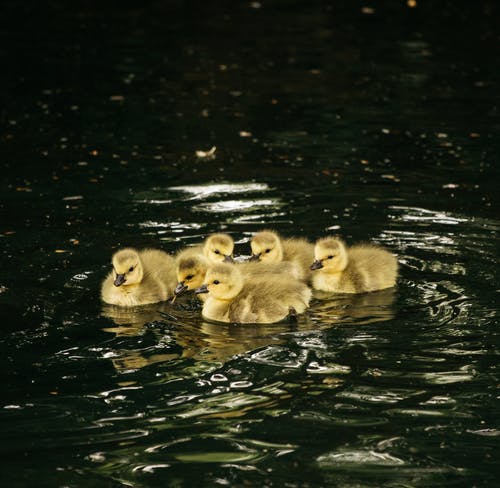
[175,253,211,301]
[203,233,235,263]
[195,263,312,324]
[174,250,301,300]
[250,230,314,281]
[310,237,398,293]
[101,248,176,306]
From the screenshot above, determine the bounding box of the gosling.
[203,233,235,263]
[310,237,398,294]
[175,251,302,299]
[175,253,211,300]
[174,237,227,300]
[101,248,177,306]
[250,230,314,281]
[195,263,312,324]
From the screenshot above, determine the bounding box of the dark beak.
[223,255,234,263]
[114,274,126,286]
[310,260,323,271]
[249,253,261,262]
[195,284,209,294]
[174,281,188,296]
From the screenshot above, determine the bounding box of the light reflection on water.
[193,198,282,213]
[388,206,469,226]
[169,182,272,200]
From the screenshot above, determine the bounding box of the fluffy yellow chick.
[195,263,312,324]
[203,233,235,263]
[175,252,211,300]
[101,248,176,306]
[174,249,301,299]
[310,237,398,293]
[250,230,314,281]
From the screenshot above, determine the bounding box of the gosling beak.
[174,281,188,296]
[195,284,209,294]
[114,274,126,286]
[249,253,261,262]
[310,260,324,270]
[223,255,234,263]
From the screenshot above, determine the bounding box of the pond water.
[1,1,499,486]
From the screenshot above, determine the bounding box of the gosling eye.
[327,255,334,260]
[265,248,271,253]
[214,249,220,255]
[128,266,134,272]
[185,274,194,280]
[213,280,220,285]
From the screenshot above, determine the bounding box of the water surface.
[1,1,499,486]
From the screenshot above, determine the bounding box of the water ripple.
[248,346,309,368]
[176,392,272,419]
[317,450,405,467]
[388,206,468,226]
[194,198,282,213]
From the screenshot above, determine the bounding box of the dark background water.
[1,1,499,486]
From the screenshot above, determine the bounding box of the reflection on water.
[194,198,282,213]
[100,289,397,374]
[111,351,181,374]
[317,450,405,468]
[170,183,271,200]
[311,289,396,325]
[388,206,469,226]
[101,303,174,334]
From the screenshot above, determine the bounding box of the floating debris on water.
[195,146,217,159]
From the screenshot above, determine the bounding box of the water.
[1,1,499,486]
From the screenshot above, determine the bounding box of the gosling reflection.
[180,320,311,363]
[110,350,180,373]
[100,302,185,373]
[311,288,396,325]
[101,300,314,368]
[101,302,171,336]
[100,290,395,374]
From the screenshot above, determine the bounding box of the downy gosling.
[310,237,398,294]
[175,250,302,299]
[250,230,314,281]
[195,263,312,324]
[101,248,177,306]
[173,232,232,298]
[203,233,235,263]
[175,253,211,299]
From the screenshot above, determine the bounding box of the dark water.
[1,1,499,486]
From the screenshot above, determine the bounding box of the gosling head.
[195,263,243,300]
[111,248,144,287]
[203,233,235,263]
[175,255,209,296]
[250,230,283,263]
[310,237,348,273]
